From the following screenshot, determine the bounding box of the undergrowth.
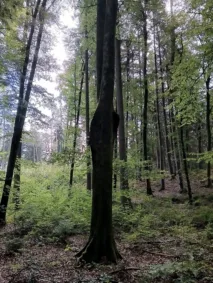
[139,260,213,283]
[5,164,213,243]
[8,164,91,241]
[2,164,213,282]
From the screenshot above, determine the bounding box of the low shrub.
[191,207,213,229]
[11,167,91,241]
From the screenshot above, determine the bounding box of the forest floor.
[0,174,213,283]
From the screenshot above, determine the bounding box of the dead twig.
[140,249,180,258]
[109,267,141,275]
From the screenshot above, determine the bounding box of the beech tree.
[69,62,85,187]
[76,0,121,263]
[141,0,152,195]
[85,26,92,191]
[115,38,132,207]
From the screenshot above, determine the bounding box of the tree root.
[75,236,122,265]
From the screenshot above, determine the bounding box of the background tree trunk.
[85,32,92,191]
[115,38,132,207]
[142,0,152,195]
[69,63,84,188]
[180,123,192,203]
[206,76,211,187]
[154,26,165,191]
[13,142,22,210]
[113,131,118,190]
[173,122,185,193]
[0,0,47,225]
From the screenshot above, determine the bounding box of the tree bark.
[113,131,118,190]
[197,122,204,169]
[115,38,132,207]
[69,63,84,188]
[206,76,211,187]
[157,23,175,178]
[180,123,192,204]
[154,39,165,191]
[138,33,143,182]
[125,42,130,152]
[13,142,22,210]
[19,0,42,102]
[173,121,185,193]
[159,48,174,177]
[76,0,121,263]
[96,0,106,101]
[85,28,92,191]
[167,0,177,178]
[141,1,152,195]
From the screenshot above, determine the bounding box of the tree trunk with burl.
[76,0,121,263]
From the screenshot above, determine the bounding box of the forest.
[0,0,213,282]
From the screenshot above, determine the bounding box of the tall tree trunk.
[180,124,192,203]
[125,41,130,152]
[197,122,203,169]
[85,29,92,191]
[167,0,176,178]
[115,38,132,207]
[13,142,22,210]
[171,20,188,194]
[185,127,190,154]
[158,33,174,177]
[155,116,160,170]
[142,1,152,195]
[168,108,176,174]
[206,76,211,187]
[19,0,42,101]
[1,108,6,170]
[153,28,165,191]
[69,63,85,187]
[113,132,118,189]
[76,0,121,263]
[0,0,47,225]
[138,33,143,182]
[156,6,175,178]
[96,0,106,101]
[12,0,38,209]
[173,122,185,193]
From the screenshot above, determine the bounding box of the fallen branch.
[109,267,141,275]
[138,241,162,245]
[140,249,180,258]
